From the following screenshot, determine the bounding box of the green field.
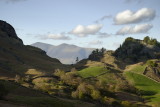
[78,66,107,78]
[125,72,160,105]
[127,65,147,74]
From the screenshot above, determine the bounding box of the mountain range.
[31,42,94,64]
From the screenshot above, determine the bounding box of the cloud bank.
[46,34,70,40]
[36,33,71,40]
[116,24,153,35]
[114,8,156,24]
[70,24,103,37]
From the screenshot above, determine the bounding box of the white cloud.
[114,8,156,24]
[36,33,71,40]
[116,24,153,35]
[70,24,103,37]
[89,40,103,45]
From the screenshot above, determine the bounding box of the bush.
[78,91,85,99]
[121,101,131,107]
[71,91,78,98]
[91,90,101,100]
[53,69,65,77]
[15,75,25,84]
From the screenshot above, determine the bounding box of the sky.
[0,0,160,50]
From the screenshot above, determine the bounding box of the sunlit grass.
[78,66,107,78]
[125,72,160,105]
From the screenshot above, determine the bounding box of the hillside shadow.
[135,83,149,86]
[139,90,157,96]
[73,59,88,71]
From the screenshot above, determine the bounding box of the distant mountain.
[31,42,94,64]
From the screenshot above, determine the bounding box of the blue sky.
[0,0,160,50]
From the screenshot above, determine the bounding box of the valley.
[0,20,160,107]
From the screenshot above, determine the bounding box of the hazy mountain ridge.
[31,42,95,64]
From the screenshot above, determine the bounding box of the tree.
[100,47,106,54]
[143,36,150,44]
[76,57,79,63]
[89,48,106,61]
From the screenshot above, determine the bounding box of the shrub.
[121,101,131,107]
[15,75,25,84]
[71,91,78,98]
[53,69,65,77]
[78,91,85,99]
[71,68,77,72]
[91,90,101,100]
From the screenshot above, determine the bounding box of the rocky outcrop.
[143,60,160,82]
[143,66,160,82]
[0,20,23,43]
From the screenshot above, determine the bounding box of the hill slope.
[31,42,94,64]
[0,20,69,79]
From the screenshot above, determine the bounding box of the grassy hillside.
[126,63,146,74]
[125,72,160,106]
[78,66,107,78]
